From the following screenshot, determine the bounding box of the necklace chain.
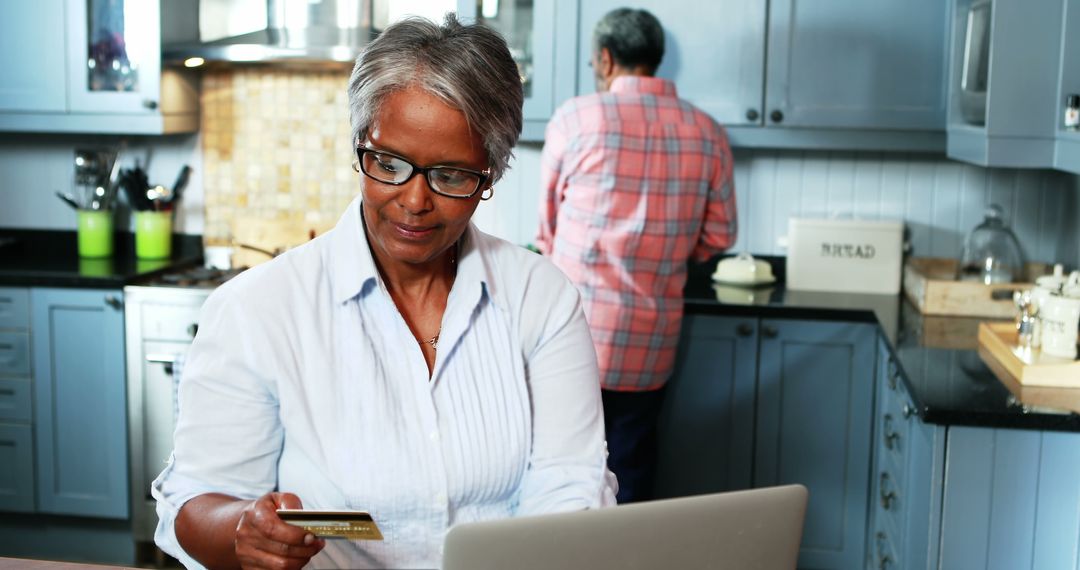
[424,330,441,351]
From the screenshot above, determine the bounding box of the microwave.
[959,0,992,126]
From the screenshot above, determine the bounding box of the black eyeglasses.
[355,147,490,199]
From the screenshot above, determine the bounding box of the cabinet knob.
[104,295,123,309]
[770,109,784,123]
[879,472,897,510]
[902,402,916,419]
[887,359,898,391]
[143,99,159,110]
[745,108,759,121]
[882,414,900,450]
[762,326,779,339]
[736,323,754,337]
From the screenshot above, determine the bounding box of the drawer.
[0,378,31,423]
[0,288,30,330]
[872,524,900,570]
[0,332,30,377]
[140,302,204,342]
[0,422,35,513]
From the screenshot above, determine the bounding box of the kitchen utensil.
[56,192,81,210]
[958,204,1025,284]
[146,185,173,211]
[170,165,192,203]
[712,253,776,286]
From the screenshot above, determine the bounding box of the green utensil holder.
[135,211,173,259]
[77,210,114,258]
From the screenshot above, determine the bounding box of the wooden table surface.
[0,558,136,570]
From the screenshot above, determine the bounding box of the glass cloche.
[958,204,1025,284]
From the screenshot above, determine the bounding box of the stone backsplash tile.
[201,68,357,245]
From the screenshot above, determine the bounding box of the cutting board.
[230,216,335,268]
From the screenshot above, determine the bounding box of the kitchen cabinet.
[656,315,876,570]
[0,0,198,135]
[867,339,946,570]
[1054,0,1080,174]
[0,287,33,514]
[945,0,1065,168]
[938,427,1080,569]
[575,0,948,151]
[458,0,578,140]
[30,288,128,519]
[0,0,67,113]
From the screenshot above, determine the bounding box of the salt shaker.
[1014,290,1039,348]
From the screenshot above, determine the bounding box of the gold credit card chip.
[276,509,384,540]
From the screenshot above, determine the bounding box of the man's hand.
[234,492,326,570]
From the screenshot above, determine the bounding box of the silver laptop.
[443,484,808,570]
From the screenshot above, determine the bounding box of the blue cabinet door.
[654,315,757,498]
[576,0,767,128]
[0,0,66,113]
[755,319,875,570]
[31,288,128,519]
[766,0,948,130]
[940,427,1080,569]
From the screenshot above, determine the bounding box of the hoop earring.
[480,187,494,201]
[351,160,360,173]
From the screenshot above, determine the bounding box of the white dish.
[712,253,776,286]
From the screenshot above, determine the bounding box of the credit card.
[276,509,384,540]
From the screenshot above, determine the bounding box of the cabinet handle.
[762,326,778,339]
[886,359,898,391]
[736,323,754,337]
[879,472,897,510]
[878,554,893,570]
[882,414,899,450]
[0,343,12,351]
[745,108,759,121]
[902,403,916,419]
[770,109,784,123]
[875,531,893,569]
[143,99,159,110]
[0,388,14,397]
[104,295,123,309]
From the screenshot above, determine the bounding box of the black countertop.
[0,229,202,288]
[684,256,1080,432]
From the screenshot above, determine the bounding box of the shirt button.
[429,430,439,442]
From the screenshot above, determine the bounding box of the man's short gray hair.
[347,13,523,183]
[593,8,665,73]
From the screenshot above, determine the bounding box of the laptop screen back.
[443,484,808,570]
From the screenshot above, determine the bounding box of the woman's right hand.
[234,492,326,570]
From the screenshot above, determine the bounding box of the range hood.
[164,0,378,66]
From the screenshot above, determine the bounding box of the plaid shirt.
[536,76,737,391]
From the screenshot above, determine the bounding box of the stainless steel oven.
[124,268,239,551]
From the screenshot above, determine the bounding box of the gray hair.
[347,13,523,183]
[593,8,665,72]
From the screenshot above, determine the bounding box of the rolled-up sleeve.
[515,260,618,515]
[151,285,283,567]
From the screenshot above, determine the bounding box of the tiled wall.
[199,69,357,244]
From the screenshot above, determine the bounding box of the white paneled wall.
[475,144,1080,267]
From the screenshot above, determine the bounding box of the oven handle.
[146,353,179,376]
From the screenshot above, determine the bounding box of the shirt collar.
[327,196,489,309]
[609,76,677,97]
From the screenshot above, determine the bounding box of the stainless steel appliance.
[124,267,240,552]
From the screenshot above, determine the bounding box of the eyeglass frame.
[355,146,491,199]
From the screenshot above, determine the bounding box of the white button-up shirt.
[152,198,617,569]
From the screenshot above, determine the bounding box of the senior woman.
[152,14,616,570]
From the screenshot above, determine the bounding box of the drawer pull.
[0,388,14,397]
[879,472,897,510]
[886,359,898,391]
[875,532,893,569]
[883,414,899,450]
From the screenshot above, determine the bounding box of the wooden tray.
[903,257,1048,318]
[978,322,1080,414]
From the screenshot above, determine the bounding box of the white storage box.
[786,218,904,294]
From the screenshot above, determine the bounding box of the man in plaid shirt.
[536,7,737,503]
